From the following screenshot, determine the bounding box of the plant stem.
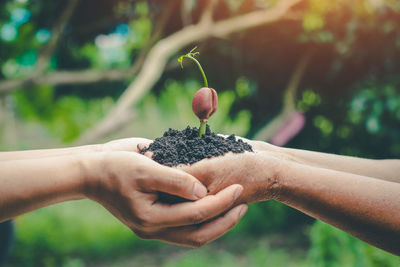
[199,121,207,137]
[186,55,208,88]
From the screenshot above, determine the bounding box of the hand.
[101,137,153,153]
[82,151,248,247]
[179,150,283,204]
[218,134,279,153]
[233,136,296,162]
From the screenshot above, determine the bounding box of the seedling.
[178,47,218,137]
[141,47,252,167]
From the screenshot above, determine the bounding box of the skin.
[0,138,248,248]
[180,139,400,255]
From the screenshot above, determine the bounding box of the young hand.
[83,151,247,247]
[101,137,153,153]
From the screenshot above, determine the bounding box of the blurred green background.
[0,0,399,266]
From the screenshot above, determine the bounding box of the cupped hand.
[83,151,247,247]
[179,150,283,204]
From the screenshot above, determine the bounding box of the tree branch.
[199,0,218,25]
[76,0,302,144]
[253,49,312,141]
[0,60,182,96]
[0,0,176,95]
[212,0,301,37]
[0,69,130,93]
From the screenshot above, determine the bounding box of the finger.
[134,138,153,145]
[158,204,248,247]
[143,151,153,159]
[137,143,154,159]
[105,138,153,152]
[137,163,208,201]
[147,184,243,227]
[137,142,150,151]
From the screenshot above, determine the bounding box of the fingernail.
[144,151,154,159]
[137,143,148,151]
[239,205,248,219]
[194,183,207,199]
[233,186,243,201]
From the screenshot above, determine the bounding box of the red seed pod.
[192,87,218,122]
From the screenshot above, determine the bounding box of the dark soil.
[140,125,253,166]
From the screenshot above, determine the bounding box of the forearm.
[0,155,87,222]
[273,159,400,255]
[0,144,101,161]
[279,147,400,183]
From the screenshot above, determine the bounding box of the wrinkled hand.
[83,151,247,247]
[179,145,283,204]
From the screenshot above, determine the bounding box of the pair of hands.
[83,137,400,256]
[81,137,281,247]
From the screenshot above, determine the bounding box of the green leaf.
[303,13,325,31]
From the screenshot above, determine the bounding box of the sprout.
[179,47,218,137]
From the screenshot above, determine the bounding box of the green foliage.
[235,76,253,98]
[80,3,152,69]
[12,86,114,142]
[308,221,400,267]
[292,75,400,158]
[297,89,321,113]
[10,200,160,266]
[13,202,135,266]
[313,115,334,136]
[338,76,399,157]
[163,241,306,267]
[247,243,307,267]
[302,13,325,32]
[228,201,295,237]
[348,78,400,136]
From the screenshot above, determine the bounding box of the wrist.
[255,151,289,202]
[77,152,107,200]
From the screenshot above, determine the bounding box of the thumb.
[139,163,207,201]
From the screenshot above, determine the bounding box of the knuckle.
[189,208,207,224]
[135,163,148,179]
[135,217,148,228]
[136,215,151,228]
[134,208,153,228]
[135,176,150,191]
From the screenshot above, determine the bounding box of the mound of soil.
[140,125,253,166]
